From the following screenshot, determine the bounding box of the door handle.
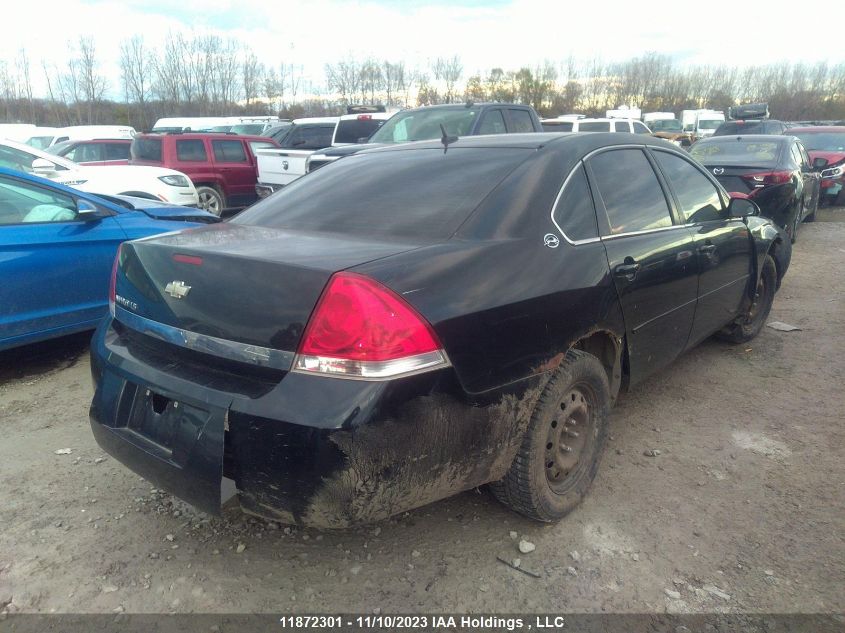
[698,244,717,254]
[614,261,640,279]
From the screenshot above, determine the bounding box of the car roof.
[788,126,845,133]
[358,131,680,155]
[136,132,271,141]
[292,117,339,125]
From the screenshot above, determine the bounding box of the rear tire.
[717,254,777,344]
[197,186,225,216]
[490,349,611,522]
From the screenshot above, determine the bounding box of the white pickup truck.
[254,111,391,197]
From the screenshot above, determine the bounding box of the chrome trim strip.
[697,274,750,300]
[600,224,689,241]
[113,306,294,371]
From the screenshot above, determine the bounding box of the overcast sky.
[5,0,845,98]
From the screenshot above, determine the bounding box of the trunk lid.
[114,223,420,353]
[704,164,768,194]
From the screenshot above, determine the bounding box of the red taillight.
[108,244,122,316]
[741,170,792,187]
[294,272,448,379]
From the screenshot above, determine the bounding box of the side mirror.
[31,158,55,175]
[76,199,102,220]
[727,195,759,218]
[812,156,829,170]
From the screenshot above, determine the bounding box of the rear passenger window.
[654,151,723,223]
[105,143,129,160]
[282,125,334,150]
[508,109,535,133]
[478,110,506,135]
[176,140,207,162]
[552,164,598,241]
[590,149,673,234]
[613,121,629,132]
[212,140,247,162]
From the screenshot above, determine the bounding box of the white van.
[24,125,135,148]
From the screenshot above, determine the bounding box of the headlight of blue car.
[158,175,190,187]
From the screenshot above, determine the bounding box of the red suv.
[129,133,279,215]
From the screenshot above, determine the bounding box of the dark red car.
[46,139,132,166]
[129,133,279,215]
[789,126,845,206]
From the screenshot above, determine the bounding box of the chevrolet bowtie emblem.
[164,280,191,299]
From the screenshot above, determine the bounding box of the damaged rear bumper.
[89,317,541,528]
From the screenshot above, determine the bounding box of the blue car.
[0,167,217,351]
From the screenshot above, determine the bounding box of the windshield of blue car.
[651,120,682,132]
[368,108,477,144]
[690,140,782,166]
[791,132,845,152]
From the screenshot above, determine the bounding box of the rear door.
[651,148,752,346]
[477,109,507,135]
[586,147,698,385]
[211,139,254,206]
[505,108,536,133]
[0,174,127,344]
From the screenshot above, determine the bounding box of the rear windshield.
[714,121,765,136]
[690,139,782,166]
[791,131,845,152]
[650,120,682,132]
[131,137,163,162]
[542,121,573,132]
[578,122,610,132]
[334,118,384,144]
[698,119,723,130]
[232,148,530,240]
[230,124,266,135]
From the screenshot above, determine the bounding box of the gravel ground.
[1,209,843,617]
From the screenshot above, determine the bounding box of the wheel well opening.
[572,331,622,400]
[768,238,784,284]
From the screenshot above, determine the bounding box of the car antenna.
[440,124,458,154]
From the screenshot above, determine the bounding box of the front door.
[211,139,254,206]
[0,174,126,344]
[651,149,753,346]
[586,147,699,385]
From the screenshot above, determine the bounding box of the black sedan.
[690,135,820,242]
[90,133,789,528]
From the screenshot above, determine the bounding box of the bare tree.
[432,55,463,103]
[78,36,107,123]
[119,36,152,127]
[242,49,262,106]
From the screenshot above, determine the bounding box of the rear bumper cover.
[89,317,541,527]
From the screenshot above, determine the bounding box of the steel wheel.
[490,349,611,522]
[545,386,595,493]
